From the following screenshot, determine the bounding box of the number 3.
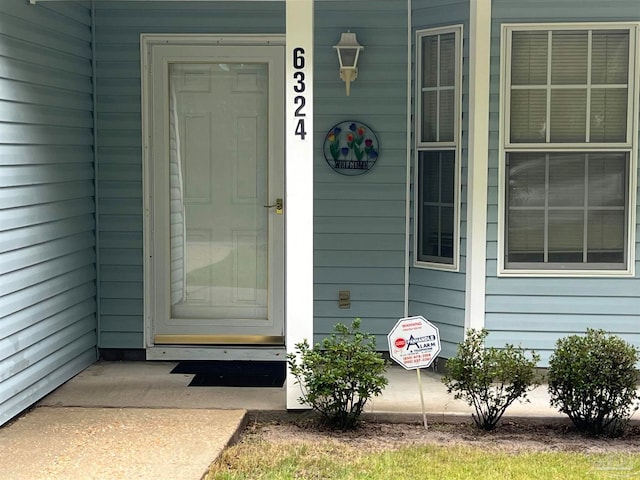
[293,71,305,93]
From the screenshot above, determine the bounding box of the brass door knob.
[264,198,283,215]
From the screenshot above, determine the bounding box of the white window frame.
[414,25,463,271]
[498,23,639,277]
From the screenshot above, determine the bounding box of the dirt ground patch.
[244,412,640,454]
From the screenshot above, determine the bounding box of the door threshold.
[146,345,287,361]
[154,334,285,345]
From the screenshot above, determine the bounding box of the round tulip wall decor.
[323,121,379,176]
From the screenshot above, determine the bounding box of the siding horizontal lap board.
[1,266,96,318]
[0,102,93,128]
[0,250,95,298]
[1,285,95,349]
[486,0,640,365]
[0,184,95,209]
[0,0,97,426]
[488,313,640,333]
[314,267,406,286]
[0,300,95,365]
[315,217,406,234]
[2,200,95,231]
[0,220,95,259]
[315,252,405,268]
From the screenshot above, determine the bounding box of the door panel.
[150,44,284,344]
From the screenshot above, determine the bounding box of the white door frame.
[141,34,289,361]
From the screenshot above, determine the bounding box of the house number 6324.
[292,47,307,140]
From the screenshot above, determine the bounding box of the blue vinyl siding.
[486,0,640,365]
[408,0,470,359]
[95,1,285,348]
[313,0,408,348]
[0,0,96,426]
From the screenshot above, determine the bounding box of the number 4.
[295,119,306,140]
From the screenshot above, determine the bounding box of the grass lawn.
[207,440,640,479]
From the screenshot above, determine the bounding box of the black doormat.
[171,361,286,387]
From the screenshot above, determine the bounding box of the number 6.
[293,48,305,69]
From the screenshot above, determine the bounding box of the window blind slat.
[550,89,587,142]
[588,154,626,207]
[439,90,455,142]
[587,211,625,262]
[549,156,584,207]
[508,210,544,261]
[511,31,548,85]
[422,92,437,142]
[510,90,547,142]
[508,153,545,207]
[422,36,438,88]
[551,31,588,85]
[592,31,629,84]
[590,89,627,142]
[439,33,456,86]
[548,210,584,262]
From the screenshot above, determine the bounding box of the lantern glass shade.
[333,32,363,69]
[338,48,359,68]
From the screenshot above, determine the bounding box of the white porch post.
[464,0,491,332]
[285,0,314,409]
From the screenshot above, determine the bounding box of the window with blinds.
[415,26,462,269]
[502,25,637,273]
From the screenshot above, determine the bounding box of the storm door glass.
[168,62,269,321]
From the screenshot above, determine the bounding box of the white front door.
[146,40,284,345]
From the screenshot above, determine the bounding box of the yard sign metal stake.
[387,316,441,431]
[416,368,427,429]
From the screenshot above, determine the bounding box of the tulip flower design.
[327,127,342,161]
[364,138,377,160]
[342,123,367,160]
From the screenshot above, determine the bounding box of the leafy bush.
[547,329,639,436]
[287,318,389,430]
[442,329,540,430]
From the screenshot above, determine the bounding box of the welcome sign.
[323,120,379,175]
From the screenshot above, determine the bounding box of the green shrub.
[547,329,639,436]
[287,318,389,430]
[442,329,540,431]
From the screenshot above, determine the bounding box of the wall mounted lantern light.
[333,31,363,96]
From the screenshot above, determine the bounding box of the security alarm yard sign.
[388,316,441,370]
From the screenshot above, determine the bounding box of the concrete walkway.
[0,361,564,479]
[0,407,245,480]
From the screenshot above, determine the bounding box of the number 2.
[294,96,306,117]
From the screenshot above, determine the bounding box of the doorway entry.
[143,37,285,349]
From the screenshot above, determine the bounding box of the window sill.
[414,260,460,272]
[497,267,634,278]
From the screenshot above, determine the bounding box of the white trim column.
[285,0,314,409]
[464,0,491,332]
